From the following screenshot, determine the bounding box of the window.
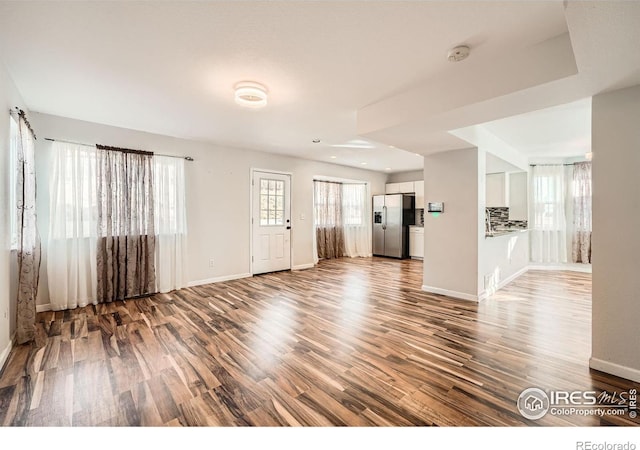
[48,143,97,239]
[313,180,371,259]
[342,184,366,226]
[49,143,186,239]
[531,171,565,230]
[9,115,18,249]
[154,155,187,235]
[314,180,342,227]
[47,143,189,308]
[259,178,285,226]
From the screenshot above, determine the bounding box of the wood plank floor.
[1,257,638,426]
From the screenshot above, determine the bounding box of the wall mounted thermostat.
[427,202,444,213]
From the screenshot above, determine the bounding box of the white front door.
[252,170,291,275]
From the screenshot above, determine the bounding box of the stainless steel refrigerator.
[372,194,415,258]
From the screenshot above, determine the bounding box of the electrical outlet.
[209,258,215,268]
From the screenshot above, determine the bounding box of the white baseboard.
[292,263,314,271]
[0,340,12,372]
[502,266,530,288]
[589,357,640,383]
[480,266,530,300]
[188,273,252,288]
[425,267,529,303]
[36,303,52,312]
[421,285,478,302]
[528,263,592,273]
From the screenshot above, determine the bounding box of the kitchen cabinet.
[414,180,424,209]
[409,226,424,259]
[385,181,415,194]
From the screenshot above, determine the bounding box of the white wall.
[486,172,506,207]
[30,113,388,307]
[590,84,640,382]
[0,62,28,369]
[422,147,481,300]
[480,231,529,298]
[508,171,528,221]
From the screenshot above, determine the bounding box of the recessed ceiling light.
[361,162,367,165]
[385,167,391,171]
[389,146,395,149]
[330,155,337,159]
[234,81,268,108]
[312,139,321,144]
[447,45,470,62]
[415,153,421,156]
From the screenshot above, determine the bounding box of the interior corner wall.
[0,62,28,368]
[590,84,640,382]
[422,147,480,301]
[29,113,388,308]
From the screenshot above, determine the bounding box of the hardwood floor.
[0,257,638,426]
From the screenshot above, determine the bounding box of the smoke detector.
[447,45,470,62]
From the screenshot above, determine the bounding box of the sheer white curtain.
[154,156,188,293]
[530,165,568,263]
[47,142,98,310]
[342,183,371,258]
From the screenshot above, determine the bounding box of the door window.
[260,178,285,226]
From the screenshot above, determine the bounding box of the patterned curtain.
[572,161,592,263]
[96,146,156,302]
[14,112,41,344]
[314,180,344,259]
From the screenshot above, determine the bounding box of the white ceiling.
[481,98,592,158]
[0,1,639,172]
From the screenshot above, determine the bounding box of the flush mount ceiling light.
[447,45,470,62]
[234,81,268,108]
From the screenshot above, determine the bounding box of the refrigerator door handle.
[382,205,387,230]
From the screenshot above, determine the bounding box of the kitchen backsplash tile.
[485,207,527,229]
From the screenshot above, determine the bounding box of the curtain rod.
[44,138,193,161]
[313,179,367,186]
[9,107,37,140]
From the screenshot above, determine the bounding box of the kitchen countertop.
[485,228,528,238]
